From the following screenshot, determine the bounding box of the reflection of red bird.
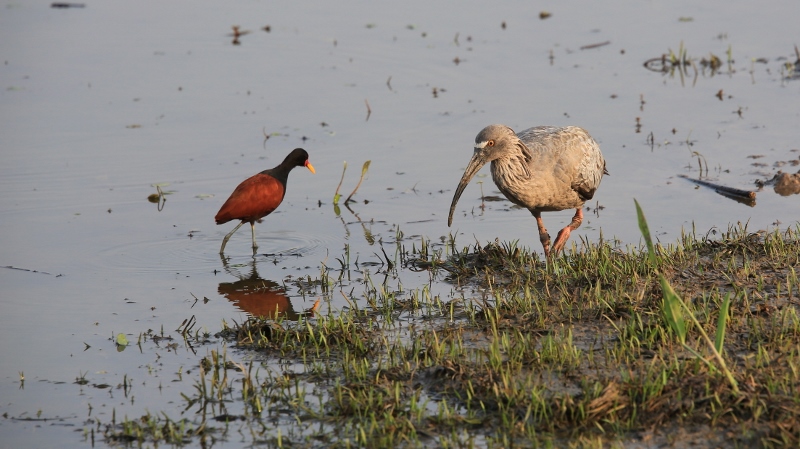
[218,256,321,320]
[218,278,320,320]
[215,148,315,254]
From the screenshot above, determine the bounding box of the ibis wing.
[571,138,605,201]
[517,126,606,203]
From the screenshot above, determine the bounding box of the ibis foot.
[551,208,584,254]
[533,211,552,258]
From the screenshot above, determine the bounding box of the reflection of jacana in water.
[218,256,320,320]
[215,148,315,254]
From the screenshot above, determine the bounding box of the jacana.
[215,148,315,254]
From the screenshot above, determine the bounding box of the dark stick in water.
[678,174,756,199]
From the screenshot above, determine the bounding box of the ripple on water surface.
[94,230,341,278]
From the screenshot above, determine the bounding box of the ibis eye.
[487,140,495,147]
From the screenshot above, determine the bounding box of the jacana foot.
[249,222,258,255]
[219,252,230,268]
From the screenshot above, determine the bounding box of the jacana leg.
[220,221,245,254]
[250,221,258,253]
[532,211,551,258]
[551,208,584,254]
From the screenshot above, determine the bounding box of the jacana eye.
[487,140,495,147]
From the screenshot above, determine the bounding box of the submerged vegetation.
[99,215,800,448]
[643,40,733,83]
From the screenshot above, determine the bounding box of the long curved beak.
[447,153,487,226]
[305,161,316,174]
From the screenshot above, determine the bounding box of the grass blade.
[635,199,738,394]
[634,199,657,266]
[333,161,348,205]
[637,199,685,341]
[660,275,686,344]
[715,293,731,353]
[345,160,371,203]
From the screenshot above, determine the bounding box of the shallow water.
[1,0,799,446]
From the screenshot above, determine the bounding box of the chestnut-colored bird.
[448,125,607,258]
[215,148,315,254]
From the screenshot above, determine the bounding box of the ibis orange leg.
[532,211,552,258]
[551,208,584,255]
